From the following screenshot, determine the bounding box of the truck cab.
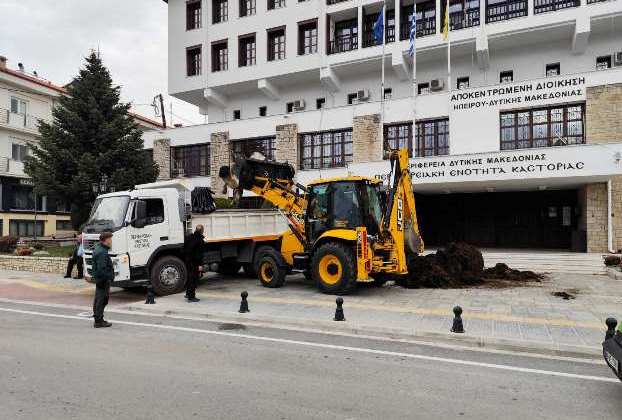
[82,185,188,294]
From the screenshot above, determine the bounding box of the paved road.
[1,300,620,420]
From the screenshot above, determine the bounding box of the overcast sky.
[0,0,203,126]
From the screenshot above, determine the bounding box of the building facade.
[149,0,622,252]
[0,56,163,238]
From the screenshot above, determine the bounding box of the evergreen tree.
[25,52,159,228]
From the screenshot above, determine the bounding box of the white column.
[357,5,363,49]
[479,0,486,26]
[395,0,401,41]
[527,0,534,16]
[608,179,614,253]
[435,0,441,36]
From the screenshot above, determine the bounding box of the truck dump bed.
[193,209,289,242]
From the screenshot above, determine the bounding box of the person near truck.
[184,225,204,303]
[64,233,84,279]
[91,231,114,328]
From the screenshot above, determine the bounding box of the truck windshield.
[83,196,130,233]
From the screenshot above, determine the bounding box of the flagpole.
[447,8,451,97]
[412,5,417,156]
[380,2,386,155]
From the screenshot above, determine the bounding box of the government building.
[147,0,622,252]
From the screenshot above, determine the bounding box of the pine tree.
[25,52,159,228]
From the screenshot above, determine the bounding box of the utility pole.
[155,94,167,128]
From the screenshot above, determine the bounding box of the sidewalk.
[121,271,622,358]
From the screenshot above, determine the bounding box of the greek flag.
[373,9,384,45]
[408,9,417,56]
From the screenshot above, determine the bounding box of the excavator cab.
[305,178,383,245]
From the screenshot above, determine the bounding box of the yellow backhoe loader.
[218,149,424,294]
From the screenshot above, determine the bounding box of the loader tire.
[151,255,187,296]
[255,247,287,288]
[312,242,357,295]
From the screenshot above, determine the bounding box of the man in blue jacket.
[91,231,114,328]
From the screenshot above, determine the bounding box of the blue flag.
[408,9,417,56]
[373,9,384,45]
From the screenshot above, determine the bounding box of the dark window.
[415,119,450,157]
[240,0,255,16]
[171,143,210,177]
[400,1,436,40]
[139,199,165,226]
[9,220,43,238]
[546,62,560,77]
[383,88,392,100]
[500,104,585,150]
[232,137,276,160]
[447,0,480,30]
[386,9,396,42]
[347,93,357,104]
[486,0,528,23]
[384,123,413,157]
[499,70,513,83]
[298,20,318,55]
[186,0,202,30]
[239,34,256,66]
[286,102,294,113]
[267,27,286,61]
[259,106,267,116]
[186,46,202,76]
[233,110,241,120]
[300,129,353,169]
[363,9,396,46]
[329,18,358,54]
[534,0,579,14]
[10,185,42,211]
[211,41,228,72]
[316,98,326,109]
[457,76,469,89]
[417,83,430,94]
[268,0,286,9]
[56,220,73,231]
[212,0,228,23]
[596,55,612,71]
[12,144,29,161]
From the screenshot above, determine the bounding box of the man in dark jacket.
[184,225,204,302]
[64,233,84,279]
[91,231,114,328]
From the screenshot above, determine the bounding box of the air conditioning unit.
[430,78,445,91]
[293,99,306,111]
[357,89,370,101]
[615,51,622,66]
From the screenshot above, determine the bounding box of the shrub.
[214,197,235,209]
[0,236,19,253]
[16,247,33,256]
[31,242,45,250]
[604,255,621,267]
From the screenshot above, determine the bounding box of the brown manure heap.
[398,242,545,289]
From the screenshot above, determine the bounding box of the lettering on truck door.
[128,197,170,267]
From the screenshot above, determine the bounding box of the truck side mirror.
[131,200,147,228]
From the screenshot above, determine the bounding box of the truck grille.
[83,240,98,251]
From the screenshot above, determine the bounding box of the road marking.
[0,305,617,384]
[0,297,603,365]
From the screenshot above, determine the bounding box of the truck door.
[127,197,170,268]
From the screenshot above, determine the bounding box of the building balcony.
[326,0,349,4]
[0,109,40,134]
[399,16,436,40]
[450,8,480,30]
[328,35,359,54]
[534,0,580,14]
[362,25,396,48]
[486,0,528,23]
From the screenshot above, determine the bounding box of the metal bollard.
[334,297,345,321]
[145,284,156,304]
[239,291,250,313]
[605,317,618,341]
[451,306,464,333]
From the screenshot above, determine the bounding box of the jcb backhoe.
[219,149,424,294]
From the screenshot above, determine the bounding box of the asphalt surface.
[1,300,620,420]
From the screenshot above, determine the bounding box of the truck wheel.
[312,242,357,295]
[255,247,286,288]
[216,259,242,275]
[151,255,187,296]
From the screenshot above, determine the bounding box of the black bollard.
[334,297,345,321]
[145,284,156,304]
[451,306,464,333]
[239,291,250,313]
[605,317,618,340]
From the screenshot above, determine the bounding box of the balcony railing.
[534,0,579,13]
[587,0,608,3]
[450,9,480,30]
[486,0,528,23]
[399,16,436,40]
[362,25,396,47]
[326,0,349,4]
[328,34,358,54]
[0,108,39,132]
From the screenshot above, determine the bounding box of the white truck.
[82,180,289,295]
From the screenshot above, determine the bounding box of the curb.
[606,267,622,281]
[121,303,603,360]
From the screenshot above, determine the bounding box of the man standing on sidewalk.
[64,233,84,279]
[184,225,204,303]
[92,231,114,328]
